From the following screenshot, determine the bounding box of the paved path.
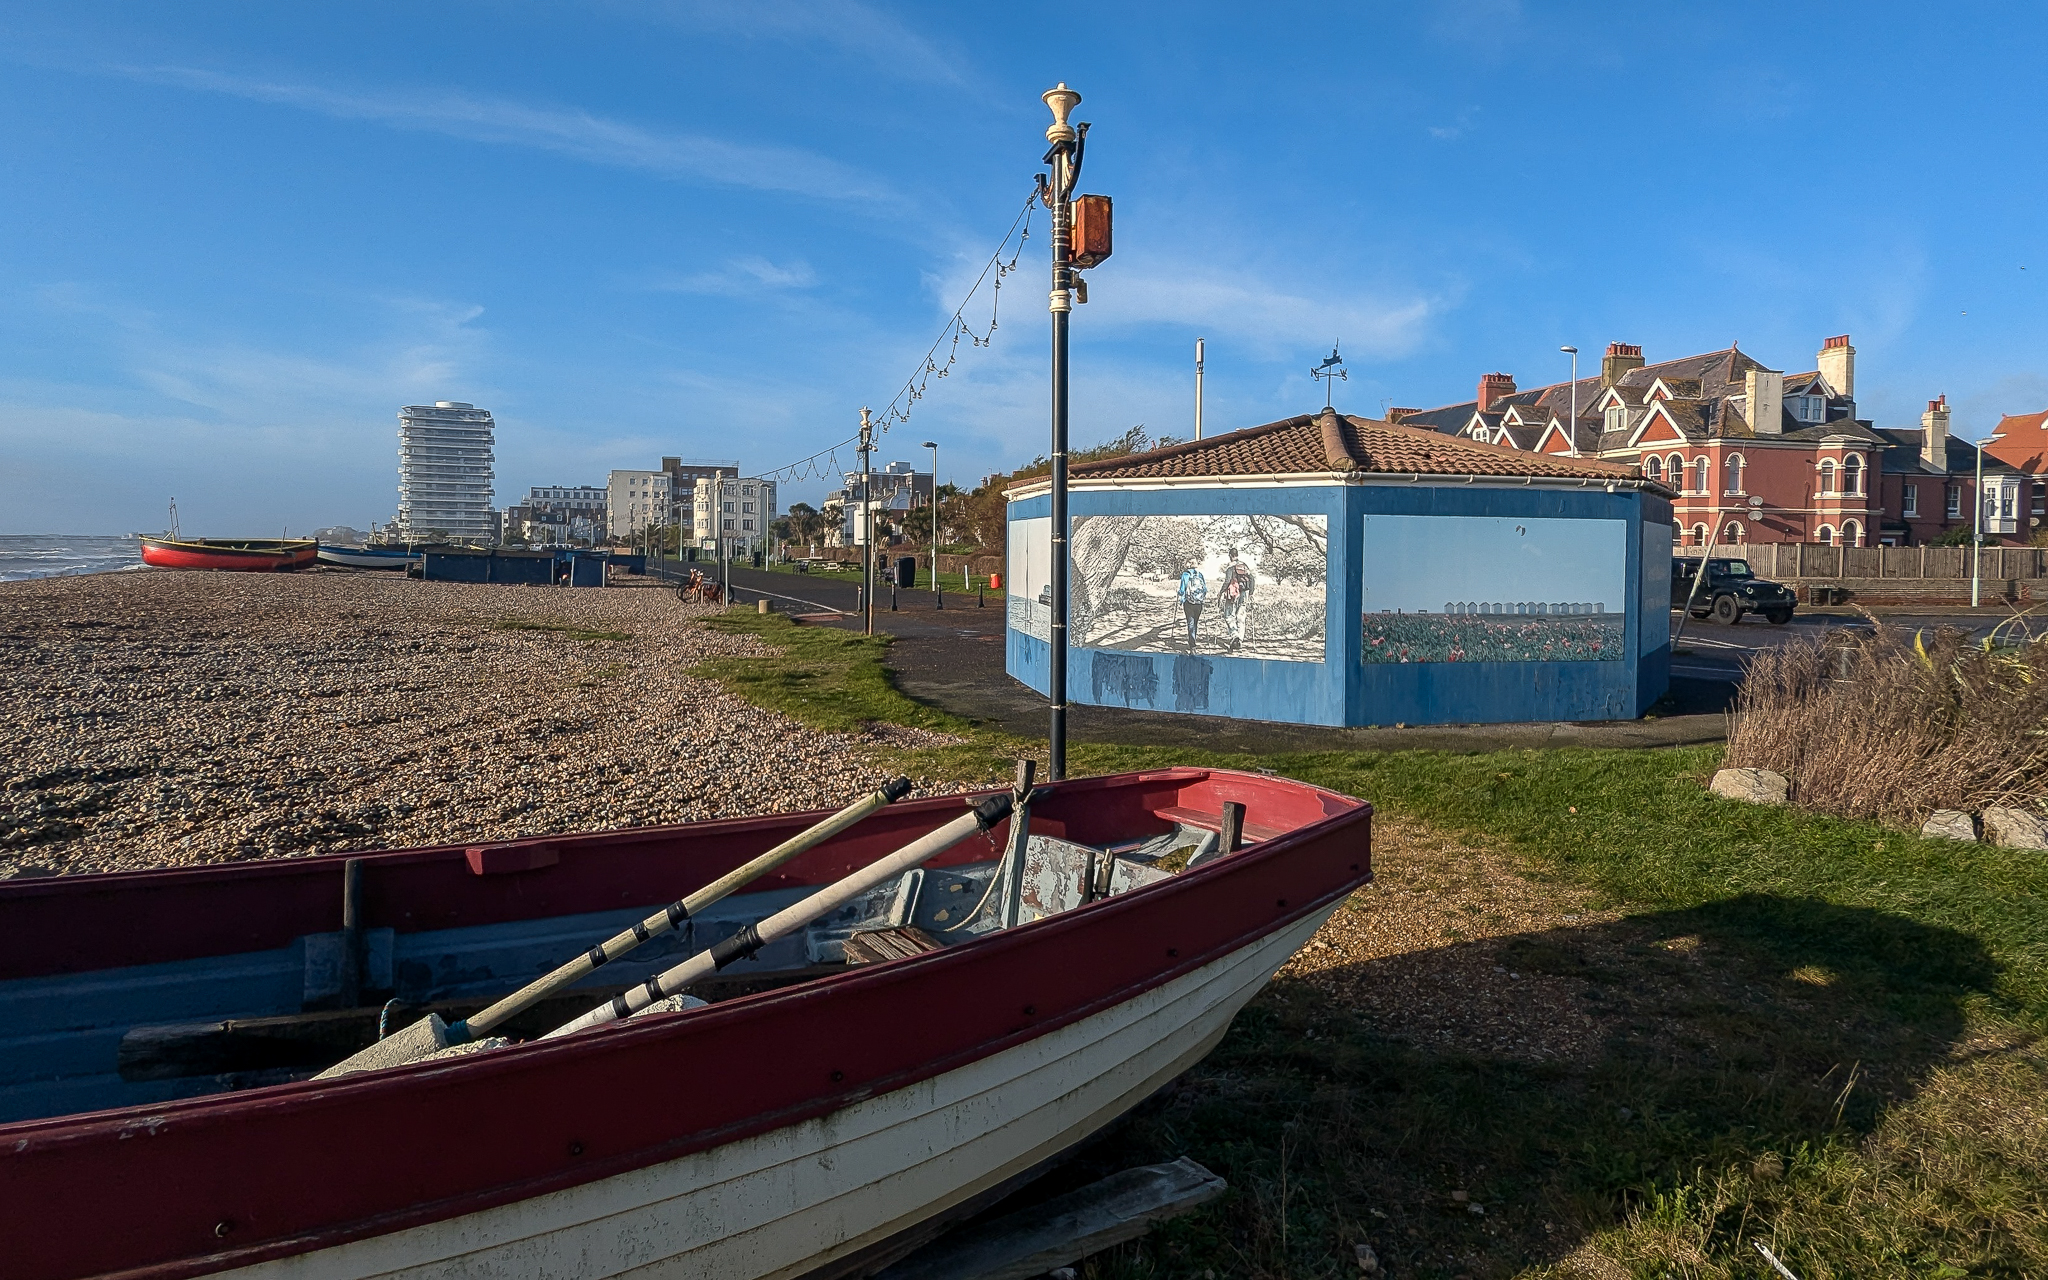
[713,567,2014,755]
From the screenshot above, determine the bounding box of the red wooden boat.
[139,537,319,572]
[0,769,1370,1280]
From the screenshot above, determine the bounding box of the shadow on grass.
[1058,895,2025,1280]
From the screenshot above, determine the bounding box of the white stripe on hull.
[226,907,1336,1280]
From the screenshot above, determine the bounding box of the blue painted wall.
[1007,482,1671,728]
[1007,486,1352,725]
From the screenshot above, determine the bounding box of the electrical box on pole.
[1070,195,1112,268]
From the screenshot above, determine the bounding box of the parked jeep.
[1672,557,1797,625]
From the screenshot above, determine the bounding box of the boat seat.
[1152,805,1282,843]
[843,927,943,966]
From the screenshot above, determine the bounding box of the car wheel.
[1712,594,1741,626]
[1765,607,1793,625]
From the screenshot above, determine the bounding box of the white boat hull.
[315,549,418,570]
[222,905,1336,1280]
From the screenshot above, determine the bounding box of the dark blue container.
[568,554,606,587]
[422,550,557,585]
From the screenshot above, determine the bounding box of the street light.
[1560,346,1579,458]
[1972,431,2008,609]
[1041,81,1087,781]
[922,440,940,609]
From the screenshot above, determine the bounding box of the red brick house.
[1981,408,2048,540]
[1396,336,1997,546]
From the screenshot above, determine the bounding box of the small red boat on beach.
[0,768,1370,1280]
[139,537,318,572]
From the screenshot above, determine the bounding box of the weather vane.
[1311,342,1347,409]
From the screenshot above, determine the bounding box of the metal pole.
[1670,508,1725,651]
[1044,92,1077,783]
[1561,345,1579,457]
[1973,439,1985,609]
[926,440,941,608]
[860,408,875,636]
[1194,338,1205,440]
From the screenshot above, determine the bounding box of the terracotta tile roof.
[1065,408,1649,484]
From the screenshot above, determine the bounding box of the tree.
[955,425,1168,553]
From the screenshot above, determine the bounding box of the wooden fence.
[1678,543,2048,581]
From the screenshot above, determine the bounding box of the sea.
[0,535,145,583]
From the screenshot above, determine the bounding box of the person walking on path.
[1177,563,1208,649]
[1219,547,1255,648]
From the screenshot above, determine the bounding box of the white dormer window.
[1605,405,1625,434]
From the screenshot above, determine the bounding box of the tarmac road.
[710,566,2017,753]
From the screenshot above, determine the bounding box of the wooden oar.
[545,791,1018,1039]
[317,777,914,1078]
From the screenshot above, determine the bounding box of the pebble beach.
[2,569,952,878]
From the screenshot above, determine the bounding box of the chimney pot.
[1600,343,1646,388]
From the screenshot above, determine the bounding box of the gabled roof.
[1645,376,1702,401]
[1056,408,1655,486]
[1409,345,1771,430]
[1874,426,2021,476]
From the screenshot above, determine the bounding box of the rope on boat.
[544,792,1016,1039]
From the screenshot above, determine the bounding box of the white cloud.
[642,255,820,295]
[1068,266,1437,362]
[637,0,968,88]
[116,65,892,204]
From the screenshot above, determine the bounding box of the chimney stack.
[1386,407,1419,424]
[1817,334,1855,401]
[1922,395,1950,471]
[1744,367,1784,435]
[1601,342,1645,388]
[1477,372,1516,413]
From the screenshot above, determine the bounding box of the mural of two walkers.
[1070,513,1328,663]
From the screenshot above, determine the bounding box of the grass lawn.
[696,611,2048,1279]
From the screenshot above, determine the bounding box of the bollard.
[757,598,769,614]
[890,583,898,611]
[978,589,984,608]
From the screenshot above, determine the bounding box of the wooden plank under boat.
[0,768,1371,1280]
[139,537,319,572]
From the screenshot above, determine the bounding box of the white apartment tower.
[396,401,496,540]
[692,476,778,557]
[607,470,674,539]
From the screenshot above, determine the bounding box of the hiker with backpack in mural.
[1219,546,1255,649]
[1177,561,1208,649]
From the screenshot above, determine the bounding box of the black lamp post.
[1042,82,1083,780]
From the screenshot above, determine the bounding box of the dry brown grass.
[1726,616,2048,826]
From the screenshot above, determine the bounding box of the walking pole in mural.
[1177,562,1208,649]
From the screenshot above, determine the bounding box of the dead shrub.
[1726,615,2048,826]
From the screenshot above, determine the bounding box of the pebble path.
[1,569,957,877]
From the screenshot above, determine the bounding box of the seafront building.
[395,402,496,540]
[607,470,673,541]
[824,462,932,547]
[660,458,739,546]
[1004,406,1668,728]
[509,485,607,545]
[691,476,778,559]
[1397,335,2024,547]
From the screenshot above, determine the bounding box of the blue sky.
[3,2,2043,534]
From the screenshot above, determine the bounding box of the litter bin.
[894,556,917,589]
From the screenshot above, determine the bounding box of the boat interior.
[0,774,1316,1126]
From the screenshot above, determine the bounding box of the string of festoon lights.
[750,188,1039,485]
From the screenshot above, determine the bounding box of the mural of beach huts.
[1005,407,1673,726]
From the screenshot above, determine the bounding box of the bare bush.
[1726,616,2048,826]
